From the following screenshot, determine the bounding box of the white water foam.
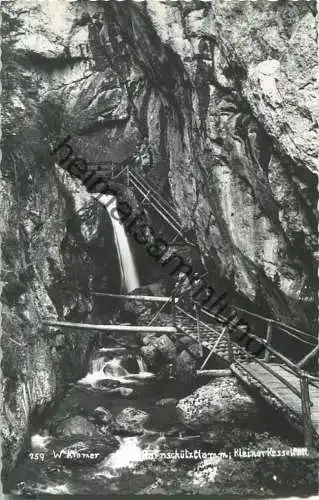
[35,483,71,494]
[78,356,155,388]
[136,355,147,372]
[31,433,52,451]
[95,435,162,478]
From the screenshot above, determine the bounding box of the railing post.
[226,327,234,364]
[171,294,176,327]
[196,304,203,358]
[300,373,313,449]
[264,321,273,362]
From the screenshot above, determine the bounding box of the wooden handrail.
[44,320,176,333]
[129,177,184,237]
[130,172,180,225]
[130,170,179,216]
[233,332,301,375]
[233,306,314,340]
[197,369,232,377]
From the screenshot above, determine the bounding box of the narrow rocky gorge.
[1,0,318,496]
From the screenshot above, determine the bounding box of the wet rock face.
[9,0,315,329]
[3,0,317,330]
[176,378,259,431]
[0,1,119,480]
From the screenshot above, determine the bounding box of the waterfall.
[93,194,140,293]
[136,355,147,372]
[90,355,108,373]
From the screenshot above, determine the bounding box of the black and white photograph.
[1,0,318,498]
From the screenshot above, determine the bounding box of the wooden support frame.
[200,327,227,371]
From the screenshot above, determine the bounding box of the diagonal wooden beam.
[298,344,319,369]
[92,292,177,302]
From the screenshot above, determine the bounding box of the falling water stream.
[93,193,140,293]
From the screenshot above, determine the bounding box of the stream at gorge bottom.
[9,348,318,498]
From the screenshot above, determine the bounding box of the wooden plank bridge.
[44,292,319,450]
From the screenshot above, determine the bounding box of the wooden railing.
[229,326,318,448]
[176,301,318,449]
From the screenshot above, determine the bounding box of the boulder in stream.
[110,387,135,397]
[176,378,258,431]
[175,350,197,384]
[54,415,98,437]
[95,379,121,390]
[57,433,120,467]
[156,398,177,407]
[153,334,176,361]
[113,407,150,435]
[91,406,113,426]
[140,345,158,367]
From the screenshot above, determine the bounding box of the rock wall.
[6,0,315,329]
[0,161,118,481]
[97,0,318,329]
[1,1,120,479]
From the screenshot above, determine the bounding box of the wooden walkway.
[231,362,319,439]
[166,305,319,446]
